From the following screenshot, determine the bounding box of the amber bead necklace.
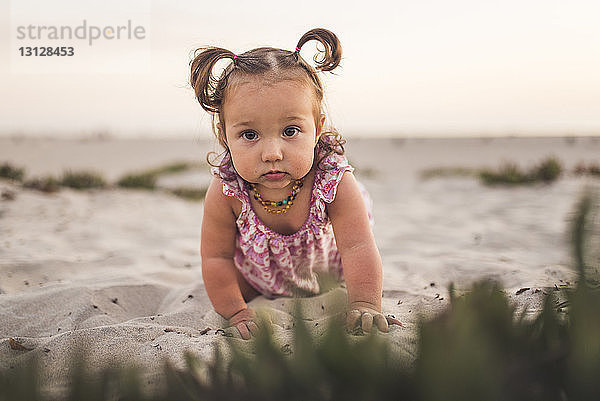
[249,179,304,215]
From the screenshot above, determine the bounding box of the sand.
[1,135,599,396]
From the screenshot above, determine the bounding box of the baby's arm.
[327,172,388,333]
[201,178,258,339]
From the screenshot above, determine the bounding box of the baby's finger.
[374,314,389,333]
[236,322,251,340]
[247,321,259,336]
[346,309,361,330]
[361,312,373,333]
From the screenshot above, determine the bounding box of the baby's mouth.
[262,171,287,180]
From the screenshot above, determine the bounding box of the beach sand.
[1,135,599,396]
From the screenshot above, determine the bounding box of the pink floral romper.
[211,152,372,298]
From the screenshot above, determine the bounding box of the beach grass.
[0,162,25,182]
[1,160,206,196]
[420,157,563,185]
[574,162,600,177]
[420,167,478,180]
[116,161,201,190]
[117,172,157,190]
[60,170,107,190]
[479,156,562,186]
[169,187,208,201]
[23,176,62,193]
[479,162,532,185]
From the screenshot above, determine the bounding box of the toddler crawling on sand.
[190,28,394,338]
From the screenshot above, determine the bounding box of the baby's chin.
[256,175,295,189]
[239,166,312,188]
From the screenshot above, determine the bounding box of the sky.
[1,0,599,138]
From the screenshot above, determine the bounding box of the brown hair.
[189,28,345,170]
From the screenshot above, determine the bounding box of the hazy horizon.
[1,0,599,138]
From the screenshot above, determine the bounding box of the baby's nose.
[261,140,283,162]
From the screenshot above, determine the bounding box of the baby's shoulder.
[207,176,243,214]
[202,177,241,228]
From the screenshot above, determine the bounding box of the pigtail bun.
[190,47,236,113]
[296,28,342,72]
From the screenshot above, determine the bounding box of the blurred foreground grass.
[1,193,600,400]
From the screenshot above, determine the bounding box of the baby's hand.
[229,308,273,340]
[228,308,268,340]
[346,301,390,334]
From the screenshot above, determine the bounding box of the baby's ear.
[316,114,326,139]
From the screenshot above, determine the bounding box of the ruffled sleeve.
[311,153,354,222]
[210,156,248,204]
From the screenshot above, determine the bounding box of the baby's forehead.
[221,73,322,121]
[228,83,313,110]
[228,74,309,94]
[224,77,316,108]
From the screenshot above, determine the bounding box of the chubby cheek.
[290,147,316,178]
[229,151,257,181]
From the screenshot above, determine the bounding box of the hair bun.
[189,46,236,113]
[296,28,342,72]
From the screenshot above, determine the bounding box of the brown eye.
[283,127,299,137]
[241,131,258,140]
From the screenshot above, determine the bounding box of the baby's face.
[222,78,323,190]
